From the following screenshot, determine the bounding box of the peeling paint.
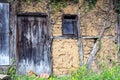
[0,3,9,65]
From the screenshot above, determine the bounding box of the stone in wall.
[52,39,80,75]
[19,1,47,13]
[80,0,116,36]
[96,37,118,66]
[53,16,62,36]
[63,4,78,14]
[82,39,95,64]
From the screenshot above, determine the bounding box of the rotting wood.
[17,14,52,75]
[87,10,111,70]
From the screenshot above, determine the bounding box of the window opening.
[62,14,78,37]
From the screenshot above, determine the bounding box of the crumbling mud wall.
[17,0,118,75]
[52,39,79,75]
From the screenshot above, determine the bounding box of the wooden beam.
[17,12,48,17]
[82,36,98,39]
[77,11,84,66]
[53,36,78,39]
[47,7,53,74]
[9,0,18,65]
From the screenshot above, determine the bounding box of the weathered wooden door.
[17,14,52,75]
[0,3,9,65]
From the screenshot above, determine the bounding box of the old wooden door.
[0,3,9,65]
[17,14,52,75]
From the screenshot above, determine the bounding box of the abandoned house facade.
[0,0,119,75]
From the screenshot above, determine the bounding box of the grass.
[10,66,120,80]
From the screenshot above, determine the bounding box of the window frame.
[62,14,78,37]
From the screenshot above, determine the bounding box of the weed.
[12,65,120,80]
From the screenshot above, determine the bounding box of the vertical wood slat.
[9,0,18,65]
[17,15,52,75]
[0,3,9,65]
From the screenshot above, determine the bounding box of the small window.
[62,15,78,37]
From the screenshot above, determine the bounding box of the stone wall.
[53,16,62,36]
[83,37,118,71]
[18,0,118,75]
